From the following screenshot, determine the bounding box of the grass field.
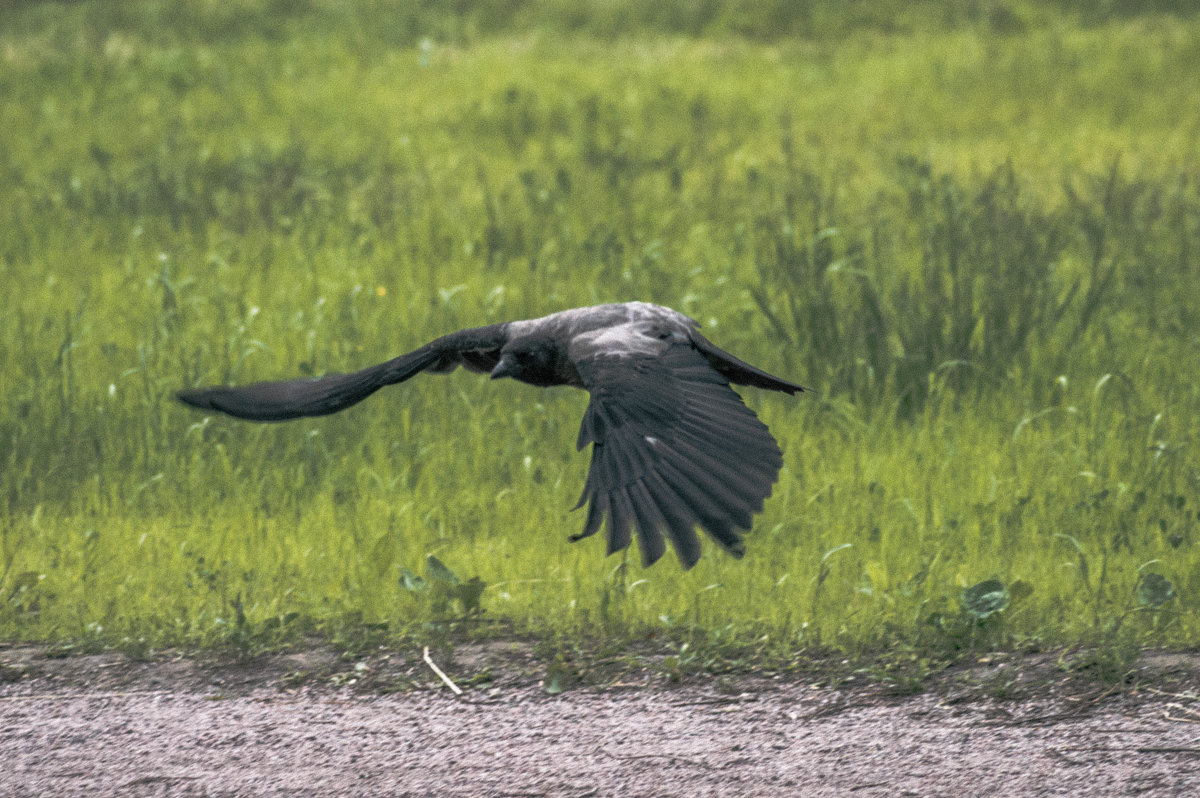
[2,1,1199,676]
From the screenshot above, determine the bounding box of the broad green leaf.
[426,555,461,585]
[370,532,398,577]
[400,568,426,593]
[962,579,1009,619]
[1008,579,1034,605]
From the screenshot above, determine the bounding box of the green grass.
[2,1,1199,670]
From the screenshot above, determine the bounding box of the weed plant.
[1,1,1198,668]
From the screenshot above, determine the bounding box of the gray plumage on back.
[177,301,805,568]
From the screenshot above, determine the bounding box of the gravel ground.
[2,644,1198,797]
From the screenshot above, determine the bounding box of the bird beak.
[490,354,516,380]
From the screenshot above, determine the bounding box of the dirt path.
[2,645,1198,797]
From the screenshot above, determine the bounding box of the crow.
[176,302,805,568]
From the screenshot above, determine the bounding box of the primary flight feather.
[176,302,805,568]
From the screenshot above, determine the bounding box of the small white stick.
[423,646,463,695]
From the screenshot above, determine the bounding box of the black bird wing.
[570,325,786,568]
[176,323,509,421]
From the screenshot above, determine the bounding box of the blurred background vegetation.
[1,0,1198,675]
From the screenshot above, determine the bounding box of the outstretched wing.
[176,323,509,421]
[571,332,785,568]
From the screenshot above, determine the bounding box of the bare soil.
[2,642,1198,797]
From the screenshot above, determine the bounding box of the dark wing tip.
[175,323,511,423]
[688,331,806,394]
[176,385,250,415]
[175,387,210,409]
[173,380,325,421]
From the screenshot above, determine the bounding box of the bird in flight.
[177,302,804,568]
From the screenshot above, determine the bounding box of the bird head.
[490,338,561,387]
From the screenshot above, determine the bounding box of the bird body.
[177,302,804,568]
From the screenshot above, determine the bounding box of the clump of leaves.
[661,642,702,683]
[922,578,1035,653]
[1136,572,1176,609]
[400,555,487,620]
[5,571,43,618]
[961,577,1034,622]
